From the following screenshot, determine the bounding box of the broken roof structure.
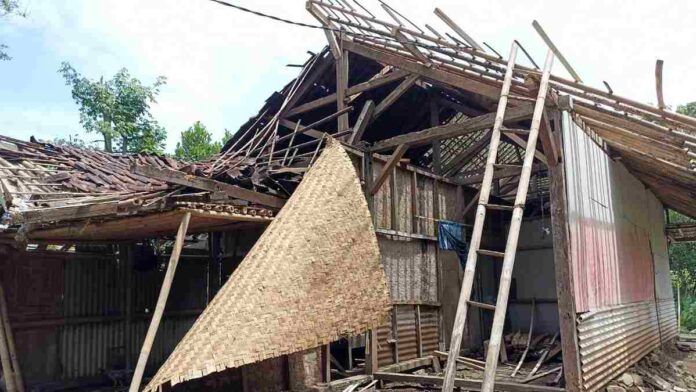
[0,1,693,392]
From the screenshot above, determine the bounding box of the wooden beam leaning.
[433,8,484,51]
[341,40,503,100]
[129,212,191,392]
[443,130,491,175]
[374,73,420,119]
[532,20,582,83]
[503,132,548,165]
[392,27,431,64]
[132,165,285,209]
[350,100,375,144]
[371,104,534,152]
[285,69,409,117]
[369,144,409,195]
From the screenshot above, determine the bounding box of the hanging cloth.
[437,220,469,268]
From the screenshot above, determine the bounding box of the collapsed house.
[1,1,695,392]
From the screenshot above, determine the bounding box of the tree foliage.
[1,0,26,61]
[58,62,167,154]
[677,102,696,118]
[174,121,222,161]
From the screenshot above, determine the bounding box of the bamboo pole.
[0,284,23,392]
[128,212,191,392]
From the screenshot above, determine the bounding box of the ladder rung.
[500,127,530,136]
[477,249,505,258]
[468,300,496,311]
[484,203,514,211]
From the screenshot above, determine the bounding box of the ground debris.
[604,345,696,392]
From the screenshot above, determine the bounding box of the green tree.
[1,0,26,60]
[58,62,167,154]
[677,102,696,118]
[174,121,222,161]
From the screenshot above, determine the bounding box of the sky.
[1,0,695,153]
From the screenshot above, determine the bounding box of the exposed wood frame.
[132,165,286,208]
[655,59,665,109]
[278,118,326,140]
[282,54,334,114]
[129,212,191,392]
[458,163,543,186]
[349,100,375,144]
[341,39,504,100]
[373,73,420,119]
[503,132,548,165]
[429,97,442,174]
[532,20,582,83]
[371,104,534,152]
[369,144,409,195]
[392,26,431,64]
[442,130,491,175]
[285,69,409,117]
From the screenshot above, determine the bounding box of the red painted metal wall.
[563,118,659,312]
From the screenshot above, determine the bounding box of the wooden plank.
[342,39,503,100]
[549,159,582,392]
[372,104,535,152]
[369,144,408,195]
[392,27,430,64]
[539,109,559,167]
[132,164,285,208]
[285,70,409,117]
[374,74,420,118]
[336,50,350,131]
[282,53,334,113]
[429,98,442,174]
[349,100,375,145]
[458,163,544,185]
[503,132,548,165]
[0,282,18,392]
[129,212,191,392]
[374,372,565,392]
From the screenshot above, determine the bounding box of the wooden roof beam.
[341,39,503,100]
[132,165,286,209]
[284,69,410,117]
[370,104,534,152]
[369,144,409,195]
[373,73,420,119]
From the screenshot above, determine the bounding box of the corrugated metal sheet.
[657,298,678,342]
[419,306,439,355]
[577,300,660,392]
[396,306,418,361]
[564,114,659,312]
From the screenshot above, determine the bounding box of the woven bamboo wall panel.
[145,141,391,390]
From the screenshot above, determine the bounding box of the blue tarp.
[437,220,468,268]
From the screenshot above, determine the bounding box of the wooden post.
[128,212,192,392]
[0,285,16,392]
[430,96,442,174]
[549,157,581,390]
[0,283,20,392]
[336,49,350,131]
[366,329,379,374]
[121,244,134,370]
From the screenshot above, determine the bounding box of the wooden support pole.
[539,109,559,167]
[0,283,19,392]
[511,298,536,377]
[655,59,665,109]
[336,49,350,131]
[370,144,409,195]
[129,212,192,392]
[121,244,134,370]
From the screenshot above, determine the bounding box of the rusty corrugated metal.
[395,306,418,361]
[577,300,661,392]
[419,306,439,355]
[564,114,660,312]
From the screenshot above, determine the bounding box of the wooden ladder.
[442,43,555,392]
